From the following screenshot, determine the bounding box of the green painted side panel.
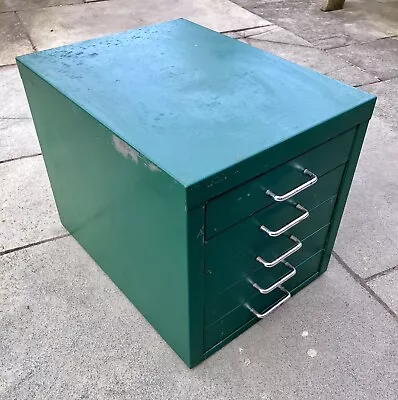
[17,63,201,367]
[202,272,320,361]
[206,129,354,237]
[319,121,370,274]
[17,19,376,206]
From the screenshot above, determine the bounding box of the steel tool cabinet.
[17,19,376,368]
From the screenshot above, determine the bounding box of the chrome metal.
[260,204,309,237]
[245,286,291,319]
[251,261,296,294]
[256,235,302,268]
[266,169,318,202]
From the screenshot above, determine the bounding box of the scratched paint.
[112,135,139,164]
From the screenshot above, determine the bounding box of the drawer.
[205,250,324,327]
[206,128,354,237]
[205,196,336,296]
[204,250,324,351]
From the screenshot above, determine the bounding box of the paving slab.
[334,78,398,278]
[17,0,269,51]
[0,156,66,252]
[235,0,398,46]
[0,119,40,162]
[242,38,348,74]
[334,114,398,278]
[1,240,397,399]
[0,66,31,119]
[329,38,398,81]
[233,0,392,50]
[367,269,398,315]
[360,77,398,128]
[235,24,314,46]
[0,0,83,12]
[325,66,380,88]
[0,12,33,66]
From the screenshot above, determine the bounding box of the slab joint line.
[0,233,71,257]
[332,251,397,319]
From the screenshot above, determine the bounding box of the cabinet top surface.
[18,19,375,187]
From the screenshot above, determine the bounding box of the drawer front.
[205,250,324,327]
[205,196,336,296]
[204,250,324,351]
[206,128,354,238]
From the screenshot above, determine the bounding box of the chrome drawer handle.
[266,169,318,202]
[256,235,302,268]
[260,204,309,237]
[251,260,296,295]
[245,286,291,319]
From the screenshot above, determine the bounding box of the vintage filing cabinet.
[17,19,376,368]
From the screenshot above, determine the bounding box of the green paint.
[17,19,375,368]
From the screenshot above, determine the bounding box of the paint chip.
[302,331,309,337]
[112,135,139,164]
[307,349,317,358]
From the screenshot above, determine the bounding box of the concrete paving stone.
[17,0,269,51]
[0,156,66,252]
[233,0,393,49]
[325,65,380,87]
[0,12,33,66]
[1,241,397,399]
[0,0,83,12]
[367,269,398,314]
[329,38,398,81]
[0,65,31,119]
[243,38,348,74]
[236,25,314,46]
[0,119,41,162]
[334,113,398,278]
[360,77,398,128]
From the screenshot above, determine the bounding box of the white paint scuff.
[307,349,317,358]
[112,135,139,164]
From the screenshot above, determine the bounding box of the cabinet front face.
[201,126,361,357]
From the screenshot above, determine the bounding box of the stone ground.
[0,0,397,399]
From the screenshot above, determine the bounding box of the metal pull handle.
[260,204,309,237]
[266,169,318,202]
[245,286,291,319]
[256,235,302,268]
[251,260,296,295]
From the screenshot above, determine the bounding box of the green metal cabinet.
[17,19,376,368]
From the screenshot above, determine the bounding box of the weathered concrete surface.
[334,79,398,279]
[0,119,40,162]
[0,156,65,252]
[368,269,398,314]
[227,24,314,46]
[0,0,83,12]
[0,66,31,118]
[0,1,397,399]
[361,78,398,128]
[17,0,269,51]
[242,37,349,74]
[232,0,395,49]
[334,115,398,278]
[325,66,380,88]
[0,12,33,66]
[329,38,398,81]
[1,239,397,399]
